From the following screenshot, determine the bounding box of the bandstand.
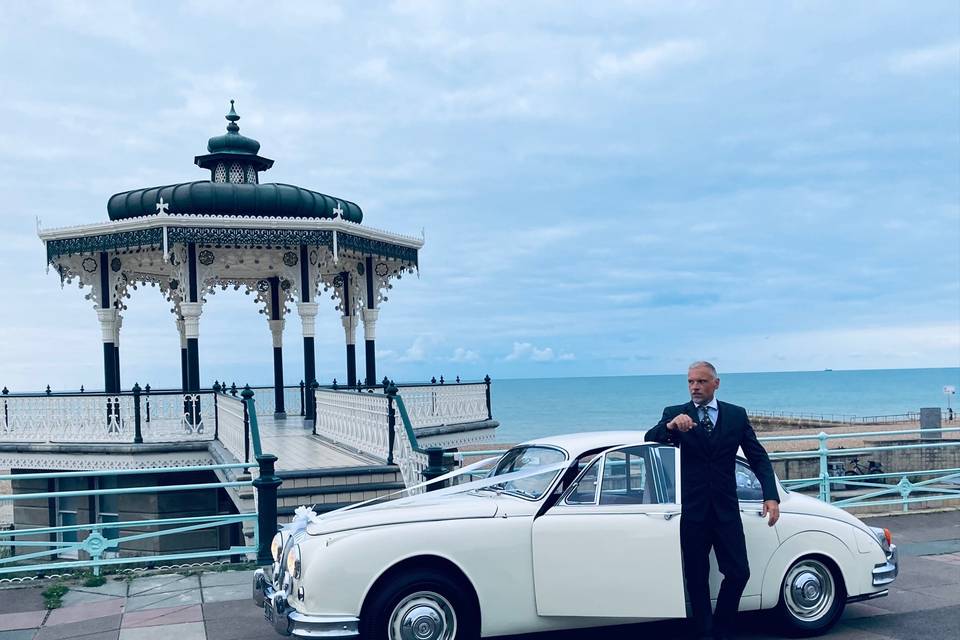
[38,101,420,425]
[0,104,498,571]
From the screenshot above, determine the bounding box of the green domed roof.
[195,100,273,172]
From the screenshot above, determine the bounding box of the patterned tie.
[700,405,714,436]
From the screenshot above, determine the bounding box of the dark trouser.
[680,507,750,637]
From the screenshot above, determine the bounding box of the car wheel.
[360,569,479,640]
[775,557,846,637]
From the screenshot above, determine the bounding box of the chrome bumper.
[253,568,360,638]
[872,543,899,587]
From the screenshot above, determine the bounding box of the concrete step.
[273,464,405,519]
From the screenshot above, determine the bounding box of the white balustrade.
[314,389,391,462]
[215,393,248,462]
[392,414,428,494]
[142,393,214,442]
[284,386,304,416]
[249,387,276,417]
[0,394,135,443]
[399,384,489,429]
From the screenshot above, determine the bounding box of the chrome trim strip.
[848,589,889,603]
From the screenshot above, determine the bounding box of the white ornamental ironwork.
[215,393,248,463]
[314,389,391,462]
[399,384,489,429]
[0,395,135,444]
[142,393,213,442]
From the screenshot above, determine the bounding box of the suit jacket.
[645,400,779,522]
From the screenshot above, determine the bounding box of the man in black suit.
[645,361,780,640]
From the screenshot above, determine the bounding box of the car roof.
[519,430,651,457]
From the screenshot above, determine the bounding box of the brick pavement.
[0,511,956,640]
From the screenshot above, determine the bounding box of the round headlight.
[286,544,301,579]
[270,533,284,563]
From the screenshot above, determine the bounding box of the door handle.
[660,511,680,520]
[740,508,763,516]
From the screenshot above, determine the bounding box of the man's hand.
[667,414,696,432]
[762,499,780,527]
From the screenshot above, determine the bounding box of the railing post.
[484,374,492,420]
[386,383,397,465]
[310,380,319,435]
[132,383,143,444]
[897,477,912,513]
[817,431,830,502]
[423,448,453,491]
[2,386,7,429]
[144,384,151,423]
[253,453,282,566]
[212,382,221,440]
[241,385,253,464]
[299,380,305,417]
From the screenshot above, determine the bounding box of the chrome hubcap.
[784,560,835,621]
[389,591,457,640]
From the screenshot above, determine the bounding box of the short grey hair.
[688,361,718,377]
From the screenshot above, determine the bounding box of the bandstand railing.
[0,389,282,578]
[0,387,214,445]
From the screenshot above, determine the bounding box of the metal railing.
[451,426,960,513]
[0,387,215,445]
[749,410,934,425]
[0,390,281,578]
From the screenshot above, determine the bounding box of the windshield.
[487,446,568,499]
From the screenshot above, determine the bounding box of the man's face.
[688,366,720,405]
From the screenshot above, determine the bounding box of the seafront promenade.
[0,509,955,640]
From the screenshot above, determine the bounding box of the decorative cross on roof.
[156,197,169,214]
[332,202,343,218]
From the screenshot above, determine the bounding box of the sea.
[489,367,960,443]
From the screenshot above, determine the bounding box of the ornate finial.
[156,197,169,214]
[1,387,8,395]
[226,99,240,133]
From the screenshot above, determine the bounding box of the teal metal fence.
[0,386,282,578]
[453,426,960,512]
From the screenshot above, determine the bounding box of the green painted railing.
[0,387,282,578]
[0,462,257,577]
[453,426,960,512]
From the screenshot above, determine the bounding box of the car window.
[599,445,659,505]
[565,458,600,504]
[489,446,567,499]
[736,461,764,501]
[653,445,677,503]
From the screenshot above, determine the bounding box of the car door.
[531,443,686,618]
[707,458,781,604]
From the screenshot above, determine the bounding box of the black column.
[268,277,285,416]
[303,337,316,419]
[102,343,116,394]
[187,338,200,393]
[113,342,121,394]
[180,346,189,393]
[299,245,316,422]
[341,271,357,387]
[364,257,376,386]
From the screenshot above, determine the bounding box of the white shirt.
[694,397,719,427]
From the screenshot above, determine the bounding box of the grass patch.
[42,583,69,609]
[82,574,107,587]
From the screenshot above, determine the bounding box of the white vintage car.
[253,431,898,639]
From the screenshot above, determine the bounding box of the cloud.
[505,342,575,363]
[889,41,960,74]
[450,347,480,363]
[398,336,431,363]
[593,40,703,79]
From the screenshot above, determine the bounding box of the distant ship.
[824,368,833,372]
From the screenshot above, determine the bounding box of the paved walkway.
[0,511,956,639]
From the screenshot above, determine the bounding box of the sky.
[0,1,958,391]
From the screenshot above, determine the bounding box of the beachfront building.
[0,103,497,566]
